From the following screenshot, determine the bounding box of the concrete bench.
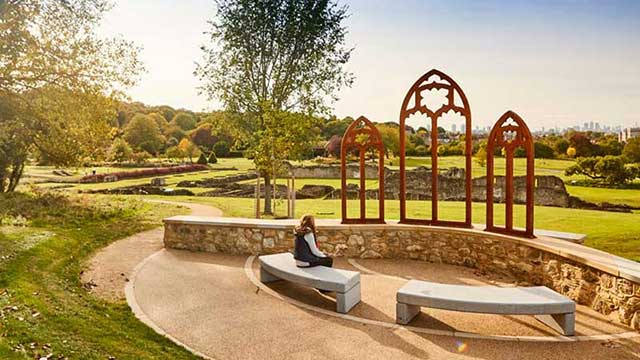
[259,253,361,313]
[396,280,576,335]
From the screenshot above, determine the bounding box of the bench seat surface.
[259,253,359,293]
[397,280,575,315]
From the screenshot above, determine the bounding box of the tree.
[377,124,400,158]
[213,140,231,158]
[108,138,133,162]
[172,112,197,131]
[475,141,488,167]
[0,0,142,192]
[565,156,637,185]
[190,123,217,150]
[124,114,165,155]
[178,138,201,163]
[567,147,577,158]
[534,142,555,159]
[325,135,342,157]
[599,136,623,156]
[197,0,353,214]
[623,137,640,163]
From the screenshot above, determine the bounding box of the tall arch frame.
[340,116,385,224]
[399,69,473,227]
[485,111,535,238]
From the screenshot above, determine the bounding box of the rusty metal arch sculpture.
[399,69,473,227]
[486,111,535,238]
[340,116,385,224]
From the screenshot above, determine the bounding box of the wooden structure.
[398,69,473,227]
[340,116,385,224]
[485,111,535,238]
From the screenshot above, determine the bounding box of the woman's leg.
[308,256,333,268]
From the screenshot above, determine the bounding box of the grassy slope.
[154,196,640,262]
[0,192,195,359]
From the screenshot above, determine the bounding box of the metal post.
[255,171,261,219]
[291,175,296,219]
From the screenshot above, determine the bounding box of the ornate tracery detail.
[398,69,472,227]
[486,111,535,238]
[340,116,385,224]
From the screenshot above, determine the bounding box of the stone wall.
[287,163,380,179]
[164,217,640,330]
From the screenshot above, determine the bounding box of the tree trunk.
[8,161,24,192]
[263,173,272,215]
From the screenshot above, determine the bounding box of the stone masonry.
[164,219,640,331]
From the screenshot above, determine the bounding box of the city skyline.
[100,0,640,130]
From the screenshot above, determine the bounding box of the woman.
[293,214,333,268]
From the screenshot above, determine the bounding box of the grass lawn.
[0,192,195,359]
[151,195,640,262]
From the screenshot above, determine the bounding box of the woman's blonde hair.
[295,214,316,235]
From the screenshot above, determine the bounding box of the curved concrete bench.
[396,280,576,335]
[259,253,361,313]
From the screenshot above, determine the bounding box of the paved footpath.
[84,201,640,359]
[82,200,222,302]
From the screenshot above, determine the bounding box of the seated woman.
[293,214,333,268]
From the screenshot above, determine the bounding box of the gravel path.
[82,200,221,302]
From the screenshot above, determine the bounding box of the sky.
[99,0,640,130]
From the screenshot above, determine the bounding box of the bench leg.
[336,282,360,314]
[260,267,280,283]
[396,303,421,325]
[534,313,575,336]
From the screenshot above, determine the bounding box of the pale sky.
[100,0,640,130]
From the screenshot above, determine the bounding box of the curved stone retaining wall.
[163,216,640,330]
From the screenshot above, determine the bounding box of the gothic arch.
[340,116,385,224]
[398,69,472,227]
[486,111,535,238]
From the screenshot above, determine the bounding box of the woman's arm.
[304,232,326,257]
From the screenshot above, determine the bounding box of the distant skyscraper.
[451,124,456,133]
[461,124,466,133]
[583,122,588,131]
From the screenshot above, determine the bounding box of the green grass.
[0,192,195,359]
[565,185,640,208]
[152,195,640,262]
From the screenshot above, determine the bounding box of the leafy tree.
[163,124,186,142]
[172,112,197,131]
[475,141,488,167]
[534,142,555,159]
[414,145,428,156]
[565,156,636,185]
[108,138,133,162]
[567,147,577,158]
[197,0,353,214]
[148,112,168,130]
[325,135,342,157]
[131,151,151,164]
[599,136,623,156]
[213,140,231,158]
[123,114,165,155]
[190,123,217,150]
[197,153,209,165]
[0,0,142,192]
[569,132,598,157]
[623,137,640,163]
[377,124,400,158]
[178,138,201,163]
[555,138,570,157]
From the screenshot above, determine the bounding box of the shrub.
[208,152,218,164]
[197,153,208,165]
[566,147,577,158]
[414,145,428,156]
[108,138,133,162]
[79,164,208,183]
